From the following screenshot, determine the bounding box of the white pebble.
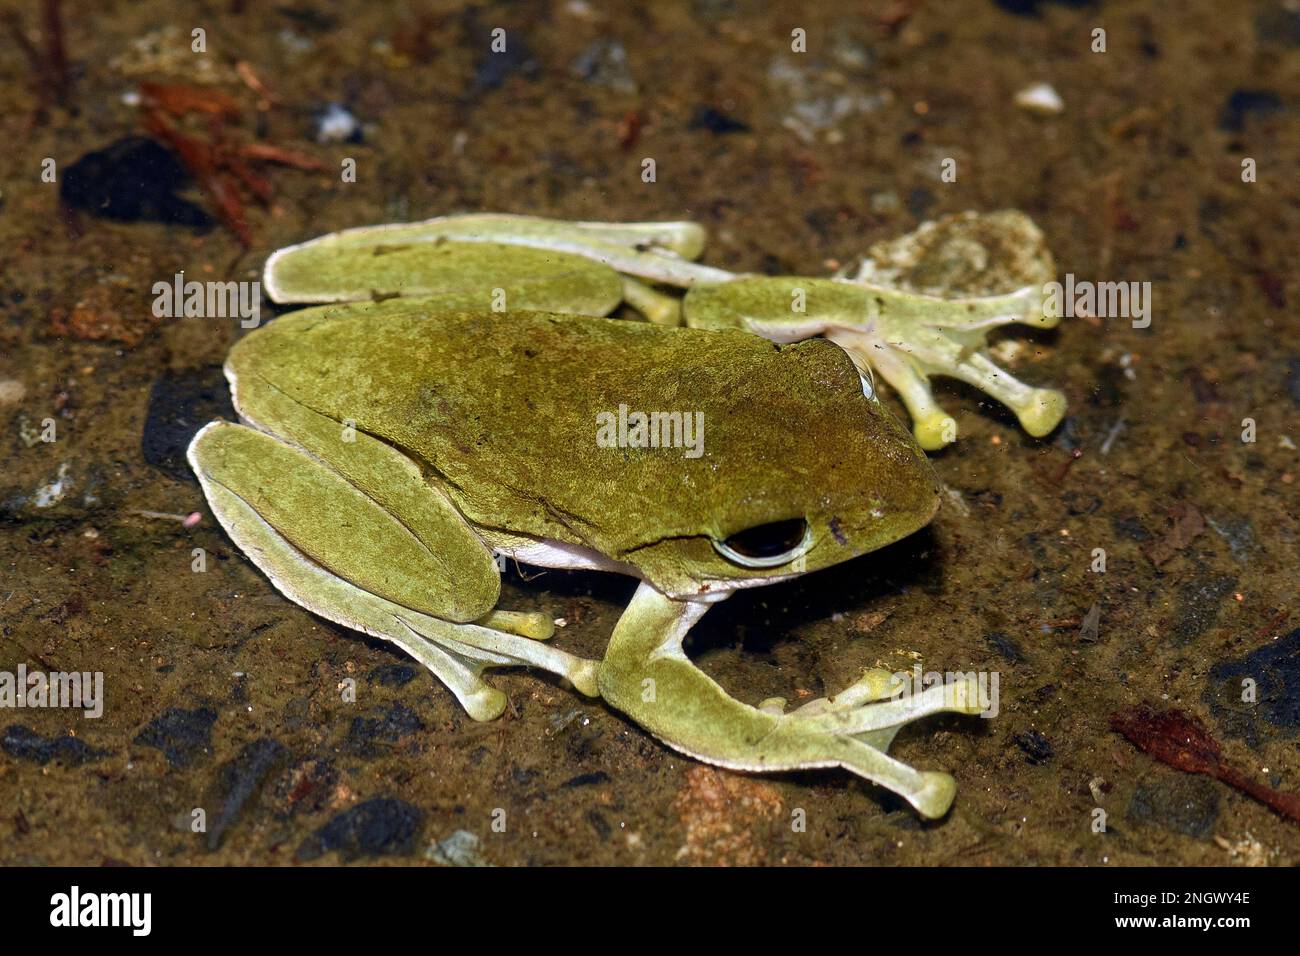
[1014,82,1064,115]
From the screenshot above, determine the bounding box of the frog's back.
[231,308,929,565]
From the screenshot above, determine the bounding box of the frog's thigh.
[189,423,598,719]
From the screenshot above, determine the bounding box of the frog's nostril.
[712,518,810,568]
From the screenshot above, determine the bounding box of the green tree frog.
[190,305,983,818]
[263,211,1067,450]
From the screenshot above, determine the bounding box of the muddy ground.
[1,0,1297,865]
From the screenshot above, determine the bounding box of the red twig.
[1111,705,1300,823]
[41,0,68,103]
[136,81,324,246]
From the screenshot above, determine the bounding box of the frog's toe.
[1016,387,1068,438]
[477,609,556,641]
[758,696,789,715]
[791,667,901,715]
[911,771,959,819]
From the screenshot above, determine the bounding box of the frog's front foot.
[758,668,984,817]
[601,584,983,819]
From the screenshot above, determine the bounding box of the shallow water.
[1,0,1297,865]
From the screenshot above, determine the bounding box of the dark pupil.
[722,519,808,559]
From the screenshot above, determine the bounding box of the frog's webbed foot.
[826,303,1066,451]
[830,209,1066,449]
[600,584,979,818]
[759,667,984,754]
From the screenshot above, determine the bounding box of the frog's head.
[614,333,941,601]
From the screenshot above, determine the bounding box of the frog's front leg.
[599,583,981,819]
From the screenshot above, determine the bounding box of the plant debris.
[137,81,326,245]
[1144,501,1205,566]
[1111,704,1300,824]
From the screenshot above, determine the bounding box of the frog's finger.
[791,667,902,713]
[796,675,986,740]
[940,350,1067,439]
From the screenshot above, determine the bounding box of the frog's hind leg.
[188,422,598,721]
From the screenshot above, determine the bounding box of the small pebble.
[0,379,25,406]
[1014,82,1064,115]
[315,103,361,143]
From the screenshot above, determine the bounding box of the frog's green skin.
[263,211,1067,450]
[189,308,983,818]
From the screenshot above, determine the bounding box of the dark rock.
[906,187,935,220]
[141,367,237,481]
[366,663,419,687]
[297,797,423,861]
[1205,628,1300,746]
[984,631,1026,664]
[344,703,423,757]
[2,725,108,766]
[586,808,612,840]
[1172,574,1236,645]
[1125,773,1220,839]
[1256,6,1300,46]
[134,706,217,768]
[1205,513,1258,563]
[471,31,537,93]
[991,0,1095,17]
[1218,89,1284,132]
[1112,515,1152,542]
[207,738,288,851]
[689,106,750,134]
[1012,729,1054,764]
[1286,358,1300,406]
[60,137,212,227]
[561,770,611,789]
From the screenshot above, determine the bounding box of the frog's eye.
[712,518,811,569]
